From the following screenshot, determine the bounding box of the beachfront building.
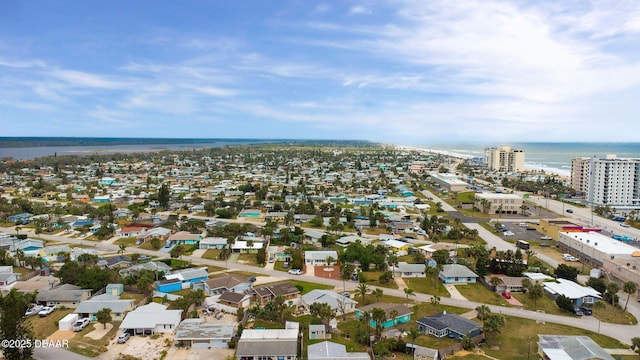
[484,146,525,172]
[571,155,640,210]
[474,193,523,215]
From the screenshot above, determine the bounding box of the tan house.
[35,284,92,308]
[253,282,300,305]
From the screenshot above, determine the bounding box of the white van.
[563,254,578,262]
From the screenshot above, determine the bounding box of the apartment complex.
[571,155,640,209]
[484,146,525,172]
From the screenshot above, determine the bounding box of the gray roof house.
[174,318,235,348]
[236,322,299,360]
[119,261,171,277]
[308,341,370,360]
[74,294,135,321]
[301,290,357,314]
[417,311,482,340]
[538,335,615,360]
[438,264,478,284]
[120,302,182,335]
[35,284,92,308]
[396,262,426,278]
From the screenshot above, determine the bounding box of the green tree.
[170,244,185,260]
[150,238,162,250]
[357,282,370,305]
[606,282,620,308]
[556,264,579,281]
[475,304,491,322]
[372,288,384,303]
[0,289,35,360]
[483,313,506,346]
[340,263,355,292]
[529,284,544,308]
[407,327,421,355]
[489,276,503,290]
[136,271,154,297]
[309,302,334,323]
[371,307,387,336]
[555,294,574,312]
[96,308,112,329]
[256,246,266,266]
[118,243,127,255]
[430,294,441,311]
[158,183,170,209]
[631,337,640,356]
[404,287,415,305]
[623,281,637,312]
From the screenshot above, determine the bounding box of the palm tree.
[483,313,506,346]
[407,327,421,354]
[528,284,544,308]
[430,295,441,311]
[623,281,637,311]
[372,288,384,303]
[489,276,503,291]
[340,263,355,291]
[325,256,335,266]
[475,305,491,322]
[607,282,620,309]
[389,309,398,325]
[371,307,386,336]
[357,282,370,305]
[404,288,415,305]
[118,243,127,255]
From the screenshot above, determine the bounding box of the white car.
[25,305,43,317]
[288,269,302,275]
[38,306,55,317]
[503,231,514,236]
[73,318,91,332]
[620,223,630,228]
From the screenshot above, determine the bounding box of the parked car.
[501,292,511,299]
[566,209,574,213]
[580,306,592,315]
[572,307,584,316]
[25,305,43,317]
[164,242,172,248]
[539,243,551,248]
[73,318,91,332]
[268,257,274,263]
[139,255,151,261]
[503,231,514,236]
[247,276,256,282]
[38,306,55,317]
[620,223,630,228]
[339,291,351,298]
[540,236,553,240]
[117,333,131,344]
[288,269,302,275]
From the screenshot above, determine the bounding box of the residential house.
[301,290,357,315]
[217,291,251,310]
[538,335,615,360]
[201,274,252,295]
[231,240,263,253]
[159,267,209,292]
[120,302,182,336]
[74,294,135,321]
[335,235,370,247]
[8,212,32,224]
[35,284,92,308]
[542,278,602,306]
[119,261,171,277]
[487,276,525,293]
[304,229,327,245]
[304,251,338,266]
[113,208,133,220]
[412,345,439,360]
[99,255,131,269]
[309,324,329,340]
[253,282,300,305]
[174,319,235,348]
[136,227,171,244]
[307,341,370,360]
[417,311,482,340]
[167,231,202,246]
[438,264,478,284]
[267,245,288,262]
[236,322,299,360]
[418,243,463,259]
[382,239,413,256]
[396,262,426,278]
[199,237,228,250]
[12,239,44,256]
[106,283,124,296]
[39,245,72,262]
[70,248,99,262]
[0,266,20,291]
[356,303,412,329]
[117,225,148,238]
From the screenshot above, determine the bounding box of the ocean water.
[418,142,640,177]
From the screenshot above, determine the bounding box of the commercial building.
[428,172,469,193]
[474,193,523,215]
[571,155,640,209]
[484,146,525,172]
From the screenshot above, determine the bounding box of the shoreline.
[397,145,571,178]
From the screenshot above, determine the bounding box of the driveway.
[445,284,467,301]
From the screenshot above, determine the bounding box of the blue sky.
[2,1,640,143]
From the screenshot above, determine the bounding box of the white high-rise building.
[571,155,640,209]
[484,146,525,172]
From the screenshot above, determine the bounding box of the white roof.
[200,237,227,245]
[475,193,521,200]
[120,303,182,329]
[383,239,412,249]
[543,279,601,300]
[231,241,264,250]
[523,272,554,281]
[241,328,298,340]
[305,251,338,261]
[559,232,639,255]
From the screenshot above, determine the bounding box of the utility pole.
[527,336,531,360]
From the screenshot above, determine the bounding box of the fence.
[18,270,39,281]
[437,333,485,359]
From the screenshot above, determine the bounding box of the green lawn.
[273,261,289,272]
[592,301,638,325]
[237,253,258,266]
[201,249,222,260]
[289,280,333,295]
[27,308,74,339]
[455,283,509,306]
[13,266,36,277]
[138,240,164,251]
[404,277,450,297]
[511,292,564,315]
[359,271,398,289]
[114,237,136,246]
